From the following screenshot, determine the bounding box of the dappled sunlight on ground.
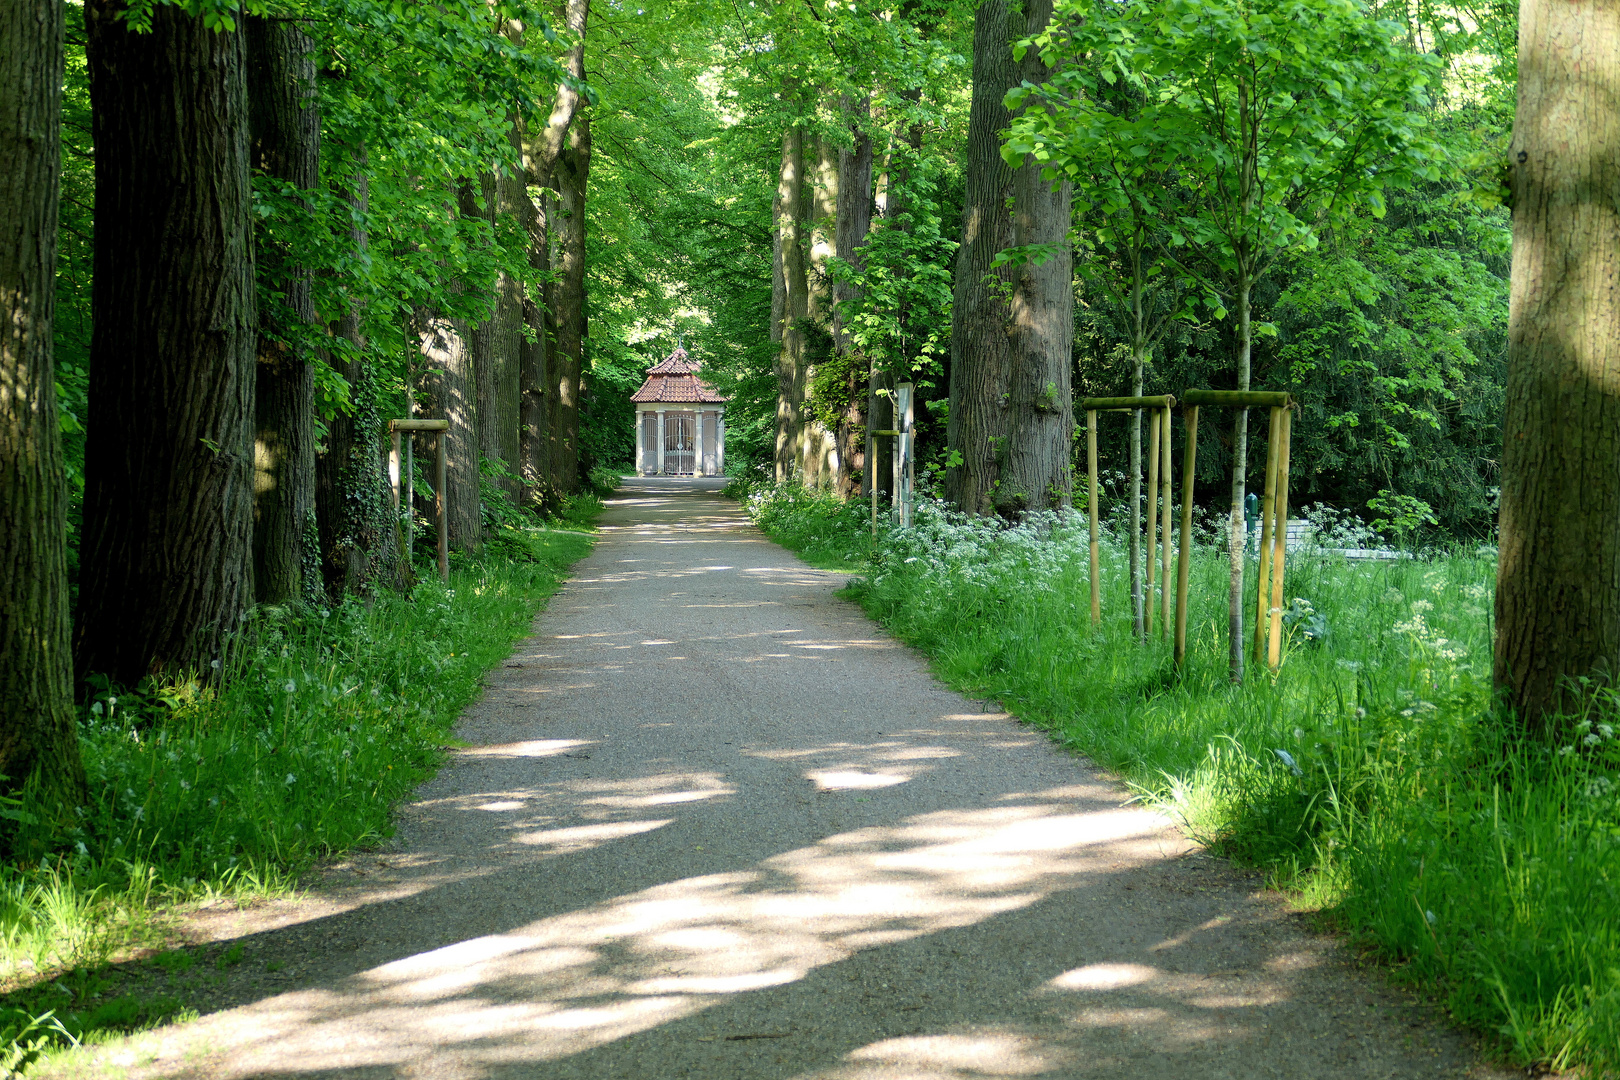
[54,476,1502,1080]
[121,797,1175,1076]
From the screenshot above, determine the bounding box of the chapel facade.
[630,346,728,476]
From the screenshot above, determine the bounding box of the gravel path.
[58,477,1510,1080]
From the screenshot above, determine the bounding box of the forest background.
[45,0,1516,576]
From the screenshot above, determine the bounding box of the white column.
[695,409,707,476]
[656,409,666,474]
[635,408,645,474]
[716,410,726,474]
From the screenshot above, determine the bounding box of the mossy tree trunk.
[0,0,87,825]
[247,14,319,605]
[946,0,1073,517]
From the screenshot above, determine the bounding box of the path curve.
[67,478,1504,1079]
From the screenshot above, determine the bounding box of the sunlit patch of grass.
[740,480,1620,1074]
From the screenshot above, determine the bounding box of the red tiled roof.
[630,346,729,404]
[645,346,701,375]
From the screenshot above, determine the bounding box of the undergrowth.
[735,477,1620,1076]
[0,501,600,1062]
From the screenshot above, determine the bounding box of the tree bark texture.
[773,124,809,482]
[458,171,523,506]
[550,112,590,493]
[491,140,525,499]
[247,15,319,606]
[517,175,552,507]
[801,133,839,487]
[833,104,873,500]
[0,0,87,814]
[1495,0,1620,728]
[316,139,399,600]
[414,303,481,551]
[78,4,256,687]
[947,0,1074,517]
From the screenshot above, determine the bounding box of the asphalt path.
[56,477,1506,1080]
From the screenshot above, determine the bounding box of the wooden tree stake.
[1253,407,1282,662]
[1088,408,1101,627]
[1145,409,1162,637]
[1175,405,1199,668]
[1266,408,1293,671]
[1160,404,1173,638]
[434,431,449,583]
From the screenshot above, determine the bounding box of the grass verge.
[734,478,1620,1076]
[0,508,598,1065]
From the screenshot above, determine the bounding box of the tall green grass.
[737,479,1620,1075]
[2,524,593,991]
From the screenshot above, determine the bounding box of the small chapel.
[630,346,728,476]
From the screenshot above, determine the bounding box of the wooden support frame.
[389,418,451,583]
[1079,395,1177,635]
[869,382,916,533]
[1172,391,1294,672]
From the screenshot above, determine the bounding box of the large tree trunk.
[800,133,839,488]
[316,139,399,600]
[414,307,482,551]
[0,0,87,822]
[247,15,319,606]
[491,150,525,500]
[519,0,587,498]
[1494,0,1620,729]
[773,124,809,482]
[832,102,873,500]
[947,0,1073,517]
[517,174,552,507]
[550,113,590,493]
[460,171,523,506]
[77,3,257,687]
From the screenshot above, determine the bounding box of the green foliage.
[1013,0,1445,292]
[826,146,959,386]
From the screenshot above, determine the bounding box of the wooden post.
[434,431,449,583]
[1175,406,1199,669]
[389,430,404,562]
[895,382,915,528]
[404,435,414,559]
[1160,404,1173,638]
[1253,407,1282,662]
[1087,408,1101,627]
[1266,408,1293,671]
[1145,410,1162,637]
[389,419,448,573]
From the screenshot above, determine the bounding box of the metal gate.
[663,411,695,474]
